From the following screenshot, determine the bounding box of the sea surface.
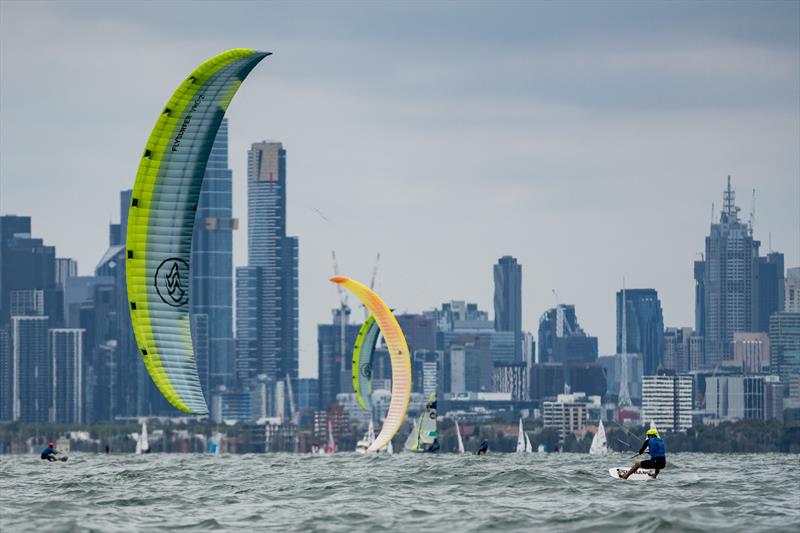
[1,452,798,532]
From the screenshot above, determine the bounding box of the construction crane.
[362,253,381,319]
[331,251,350,375]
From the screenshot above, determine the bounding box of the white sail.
[386,439,394,454]
[327,419,335,454]
[141,421,149,452]
[455,419,465,454]
[589,420,608,455]
[649,420,658,434]
[136,420,149,454]
[516,418,526,453]
[356,419,376,454]
[404,419,421,452]
[524,432,533,454]
[419,392,438,445]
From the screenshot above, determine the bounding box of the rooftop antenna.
[711,202,715,225]
[748,188,755,236]
[769,232,772,253]
[722,175,739,222]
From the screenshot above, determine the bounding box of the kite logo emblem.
[360,363,372,379]
[155,258,190,307]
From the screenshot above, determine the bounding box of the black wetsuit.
[476,441,489,455]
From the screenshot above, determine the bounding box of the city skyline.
[1,1,798,377]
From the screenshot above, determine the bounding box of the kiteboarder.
[621,428,666,479]
[40,442,59,461]
[476,440,489,455]
[427,438,440,453]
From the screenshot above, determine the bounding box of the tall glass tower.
[243,141,299,385]
[697,177,760,368]
[191,119,235,395]
[494,255,522,361]
[616,288,664,375]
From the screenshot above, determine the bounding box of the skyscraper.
[537,304,598,367]
[191,119,236,394]
[0,215,56,325]
[616,288,664,375]
[786,267,800,312]
[663,327,703,374]
[317,309,360,410]
[243,141,299,385]
[493,256,522,361]
[696,178,761,368]
[755,252,785,332]
[50,328,84,423]
[769,312,800,384]
[12,315,50,422]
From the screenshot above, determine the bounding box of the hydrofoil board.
[609,467,655,481]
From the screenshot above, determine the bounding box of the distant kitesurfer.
[622,428,666,479]
[40,442,58,461]
[476,440,489,455]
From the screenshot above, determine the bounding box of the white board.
[609,467,655,481]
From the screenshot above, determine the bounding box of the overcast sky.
[1,1,798,377]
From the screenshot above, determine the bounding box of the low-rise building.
[542,393,591,443]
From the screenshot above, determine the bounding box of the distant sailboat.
[649,420,658,434]
[135,420,150,455]
[405,392,438,453]
[524,432,533,454]
[356,419,376,454]
[454,419,465,454]
[385,439,394,455]
[516,418,526,453]
[327,419,335,454]
[589,420,609,455]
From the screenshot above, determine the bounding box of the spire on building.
[721,175,740,223]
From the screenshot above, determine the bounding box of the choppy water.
[1,452,798,532]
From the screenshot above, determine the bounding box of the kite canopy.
[331,277,411,452]
[352,315,381,412]
[126,49,270,415]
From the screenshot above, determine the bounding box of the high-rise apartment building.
[641,373,693,432]
[191,119,236,394]
[493,256,522,361]
[50,328,84,424]
[617,288,664,375]
[11,315,50,422]
[242,141,299,385]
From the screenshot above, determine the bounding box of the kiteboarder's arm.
[637,439,649,455]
